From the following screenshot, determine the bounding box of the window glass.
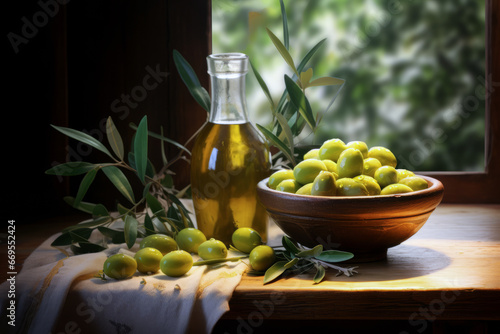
[212,0,486,171]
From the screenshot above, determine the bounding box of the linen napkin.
[0,200,278,334]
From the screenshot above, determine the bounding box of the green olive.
[134,247,163,274]
[231,227,263,254]
[353,175,381,196]
[267,169,295,189]
[322,159,338,175]
[346,141,368,159]
[160,250,193,277]
[396,169,416,182]
[381,184,414,195]
[374,166,398,188]
[311,171,337,196]
[318,138,346,162]
[367,146,397,168]
[103,254,137,280]
[363,158,382,178]
[295,183,313,195]
[175,228,207,254]
[197,238,228,260]
[337,148,364,179]
[336,178,369,196]
[293,159,328,185]
[275,179,300,193]
[249,245,276,272]
[140,234,178,255]
[303,148,320,160]
[399,176,428,191]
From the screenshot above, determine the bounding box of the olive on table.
[175,228,207,254]
[249,245,276,272]
[134,247,163,274]
[140,234,178,256]
[232,227,263,254]
[103,254,137,280]
[160,250,193,277]
[198,238,228,260]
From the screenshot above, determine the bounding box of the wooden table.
[217,204,500,333]
[3,204,500,333]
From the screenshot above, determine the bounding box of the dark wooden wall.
[5,1,211,222]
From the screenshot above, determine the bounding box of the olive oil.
[190,122,270,245]
[191,53,271,245]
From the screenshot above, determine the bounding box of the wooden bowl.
[257,175,444,262]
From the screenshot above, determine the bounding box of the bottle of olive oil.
[190,53,271,245]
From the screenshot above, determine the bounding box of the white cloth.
[0,200,281,334]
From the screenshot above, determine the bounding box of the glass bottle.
[190,53,271,245]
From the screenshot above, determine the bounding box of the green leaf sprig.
[250,0,346,169]
[189,235,358,285]
[46,115,196,254]
[259,236,358,284]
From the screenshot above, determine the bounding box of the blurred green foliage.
[212,0,485,171]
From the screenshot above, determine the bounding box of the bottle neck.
[209,73,249,124]
[207,53,249,124]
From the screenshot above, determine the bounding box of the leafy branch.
[46,116,195,254]
[251,0,346,168]
[258,236,358,284]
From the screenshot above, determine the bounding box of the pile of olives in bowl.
[268,138,428,197]
[102,227,274,280]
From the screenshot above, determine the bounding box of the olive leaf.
[124,215,138,249]
[266,28,298,77]
[144,214,155,235]
[308,76,345,88]
[102,166,136,205]
[45,162,96,176]
[106,116,124,160]
[71,242,107,255]
[73,168,99,208]
[51,125,114,160]
[263,261,289,284]
[284,75,316,131]
[63,197,97,214]
[173,49,211,114]
[256,124,295,165]
[250,60,275,110]
[296,244,323,258]
[130,123,191,156]
[282,235,300,255]
[279,0,289,50]
[315,250,354,263]
[133,116,148,183]
[313,264,326,284]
